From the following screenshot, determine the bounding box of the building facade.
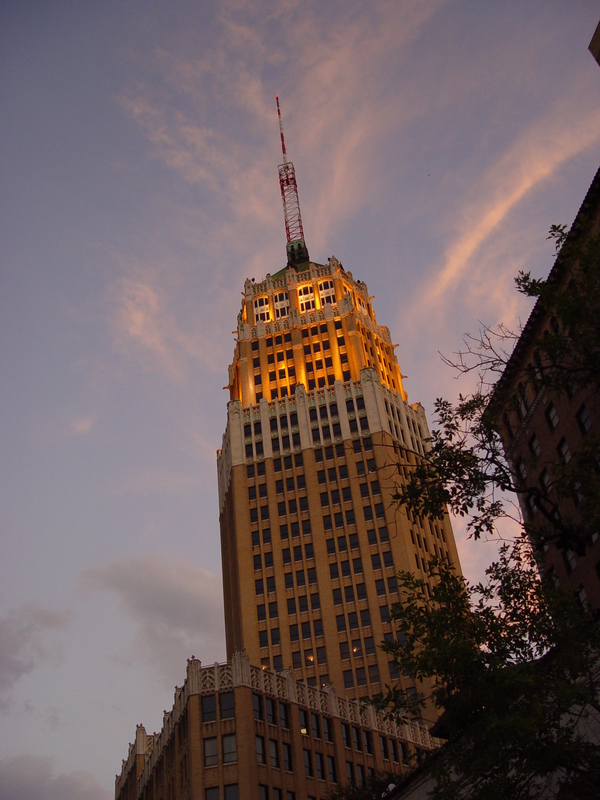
[217,255,461,713]
[116,653,441,800]
[495,165,600,609]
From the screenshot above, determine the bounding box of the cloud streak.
[0,755,110,800]
[0,603,72,709]
[82,556,226,683]
[422,99,600,311]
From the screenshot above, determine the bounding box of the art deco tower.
[217,100,461,722]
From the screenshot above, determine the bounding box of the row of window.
[253,542,315,572]
[252,282,338,323]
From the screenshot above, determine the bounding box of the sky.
[1,1,599,796]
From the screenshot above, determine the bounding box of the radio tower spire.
[276,95,309,268]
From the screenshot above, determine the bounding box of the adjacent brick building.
[495,165,600,608]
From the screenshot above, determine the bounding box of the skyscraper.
[217,99,461,720]
[115,101,462,800]
[217,251,461,719]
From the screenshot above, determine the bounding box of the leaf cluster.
[393,225,600,557]
[377,545,600,799]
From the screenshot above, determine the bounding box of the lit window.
[274,291,289,319]
[297,284,315,313]
[357,295,368,315]
[318,279,336,305]
[253,296,270,322]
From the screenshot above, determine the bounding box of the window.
[225,786,239,800]
[254,296,270,321]
[327,755,337,783]
[282,741,292,770]
[577,405,592,435]
[298,284,315,313]
[202,695,216,722]
[337,614,347,632]
[280,703,290,728]
[304,749,313,776]
[558,438,572,464]
[274,291,289,319]
[266,697,277,725]
[253,694,263,720]
[269,739,279,768]
[204,737,218,766]
[220,692,235,718]
[259,630,268,648]
[529,434,541,457]
[206,789,219,800]
[256,735,266,763]
[545,402,559,430]
[222,734,236,763]
[380,735,389,760]
[319,279,336,305]
[312,712,321,738]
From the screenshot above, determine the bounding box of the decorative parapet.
[124,652,442,798]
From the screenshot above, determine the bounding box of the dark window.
[220,692,235,719]
[577,405,592,435]
[257,604,266,620]
[290,624,299,641]
[204,737,218,766]
[202,695,216,722]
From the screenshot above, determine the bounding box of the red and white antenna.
[276,95,309,266]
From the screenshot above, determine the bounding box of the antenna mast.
[276,95,309,267]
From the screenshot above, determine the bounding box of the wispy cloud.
[0,604,72,710]
[81,556,226,683]
[0,755,110,800]
[70,414,97,436]
[422,100,600,311]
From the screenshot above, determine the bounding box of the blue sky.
[1,1,599,796]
